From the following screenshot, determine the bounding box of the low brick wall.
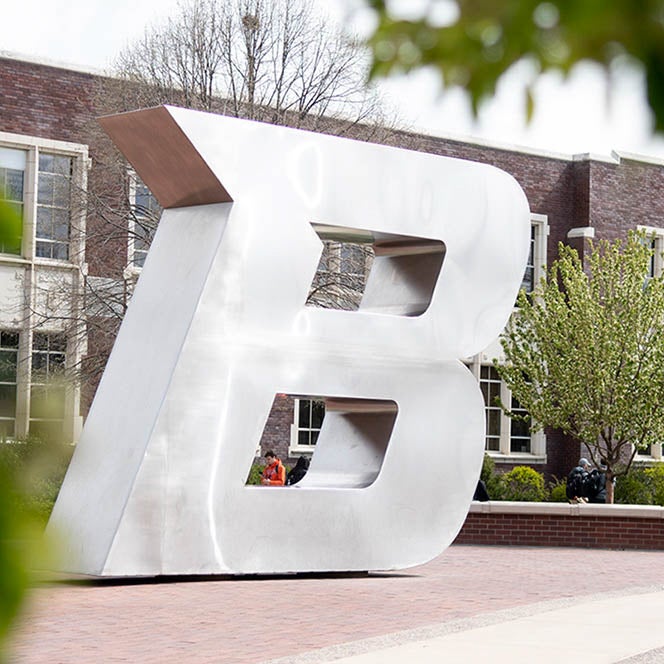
[454,502,664,550]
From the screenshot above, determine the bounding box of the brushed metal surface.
[47,106,530,576]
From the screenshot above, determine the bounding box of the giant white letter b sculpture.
[47,107,530,576]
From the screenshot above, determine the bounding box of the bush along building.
[2,51,664,480]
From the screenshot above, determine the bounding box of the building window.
[518,215,548,299]
[129,178,160,268]
[0,331,18,438]
[36,153,73,260]
[520,224,536,294]
[639,226,664,279]
[509,395,531,453]
[290,398,324,453]
[480,365,502,452]
[0,147,26,255]
[475,364,543,459]
[308,240,372,310]
[636,443,663,461]
[0,135,86,264]
[29,332,66,441]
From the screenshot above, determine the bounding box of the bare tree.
[111,0,395,137]
[42,0,401,405]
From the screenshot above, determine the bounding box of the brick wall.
[0,56,97,143]
[5,56,664,479]
[455,502,664,550]
[258,394,295,465]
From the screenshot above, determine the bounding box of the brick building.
[2,52,664,480]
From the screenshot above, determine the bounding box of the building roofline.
[0,49,109,77]
[3,50,664,170]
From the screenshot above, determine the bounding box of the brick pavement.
[9,545,664,664]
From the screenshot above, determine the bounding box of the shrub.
[480,453,503,500]
[645,464,664,506]
[500,466,546,502]
[615,467,652,505]
[246,462,264,485]
[547,476,568,502]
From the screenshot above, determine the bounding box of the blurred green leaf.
[364,0,664,130]
[0,200,22,255]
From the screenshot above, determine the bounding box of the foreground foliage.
[0,434,71,661]
[364,0,664,131]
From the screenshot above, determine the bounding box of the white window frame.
[467,215,550,462]
[29,330,67,439]
[635,224,664,461]
[0,131,88,266]
[524,213,548,297]
[0,330,19,438]
[0,131,88,444]
[289,397,323,457]
[126,173,160,274]
[468,361,546,462]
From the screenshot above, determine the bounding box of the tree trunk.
[606,475,615,504]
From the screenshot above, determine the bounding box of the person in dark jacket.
[286,455,309,486]
[587,465,608,503]
[566,458,591,502]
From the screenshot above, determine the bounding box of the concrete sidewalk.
[267,588,664,663]
[10,545,664,663]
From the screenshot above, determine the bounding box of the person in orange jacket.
[261,450,286,486]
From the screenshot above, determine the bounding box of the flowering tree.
[497,231,664,503]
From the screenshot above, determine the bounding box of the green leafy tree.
[497,231,664,503]
[363,0,664,130]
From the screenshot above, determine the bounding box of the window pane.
[35,240,52,258]
[510,437,531,453]
[0,350,17,382]
[298,400,311,428]
[33,333,48,350]
[298,430,310,446]
[37,153,72,261]
[311,400,325,428]
[38,153,54,173]
[485,436,500,452]
[37,207,52,237]
[53,210,69,241]
[29,419,64,443]
[52,155,72,176]
[50,334,66,352]
[0,419,14,438]
[520,225,536,294]
[52,242,69,260]
[32,352,46,375]
[53,177,70,208]
[487,409,501,436]
[509,395,531,453]
[0,332,18,348]
[37,172,54,205]
[6,169,24,200]
[30,385,65,419]
[0,385,16,417]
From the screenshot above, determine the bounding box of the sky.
[2,0,664,161]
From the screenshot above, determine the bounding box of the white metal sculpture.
[47,106,530,576]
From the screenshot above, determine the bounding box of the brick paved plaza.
[9,544,664,663]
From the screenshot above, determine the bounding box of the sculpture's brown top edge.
[98,106,233,209]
